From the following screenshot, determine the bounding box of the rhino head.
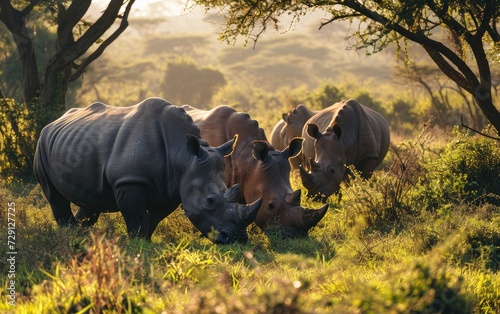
[300,123,346,201]
[180,135,262,244]
[246,138,328,238]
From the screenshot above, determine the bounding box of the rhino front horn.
[301,204,328,231]
[240,198,263,226]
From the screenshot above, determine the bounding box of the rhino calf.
[300,99,390,200]
[34,98,262,243]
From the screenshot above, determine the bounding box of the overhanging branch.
[70,0,135,81]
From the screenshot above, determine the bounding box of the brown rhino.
[183,105,328,238]
[270,104,316,169]
[299,99,390,200]
[34,98,262,244]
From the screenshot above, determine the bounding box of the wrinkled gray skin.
[300,99,390,201]
[270,104,316,169]
[33,98,262,244]
[183,105,328,238]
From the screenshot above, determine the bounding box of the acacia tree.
[0,0,135,181]
[0,0,135,128]
[193,0,500,134]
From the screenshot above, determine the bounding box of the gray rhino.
[183,105,328,238]
[270,104,316,169]
[299,99,390,200]
[33,98,262,244]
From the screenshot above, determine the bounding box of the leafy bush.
[418,128,500,209]
[0,98,37,183]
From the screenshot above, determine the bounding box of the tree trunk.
[474,89,500,136]
[0,3,41,107]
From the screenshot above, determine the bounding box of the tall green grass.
[1,128,499,313]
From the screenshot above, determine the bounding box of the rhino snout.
[214,229,248,244]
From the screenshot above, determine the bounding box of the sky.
[92,0,189,18]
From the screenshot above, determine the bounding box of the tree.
[0,0,135,181]
[0,0,135,129]
[193,0,500,134]
[163,58,227,107]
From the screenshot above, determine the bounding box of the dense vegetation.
[0,127,499,313]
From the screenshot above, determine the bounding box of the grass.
[0,129,499,313]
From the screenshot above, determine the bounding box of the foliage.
[418,127,500,208]
[0,98,37,183]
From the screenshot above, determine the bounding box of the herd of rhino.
[33,97,390,244]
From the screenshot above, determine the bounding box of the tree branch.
[461,115,500,140]
[341,1,480,94]
[70,0,135,81]
[20,0,42,17]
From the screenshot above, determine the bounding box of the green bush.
[418,128,500,209]
[0,98,37,183]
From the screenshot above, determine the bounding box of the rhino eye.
[206,195,219,210]
[328,166,335,175]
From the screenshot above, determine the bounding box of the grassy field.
[0,127,499,313]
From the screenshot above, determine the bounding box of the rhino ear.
[252,140,270,162]
[307,123,322,140]
[331,123,343,139]
[283,137,303,159]
[224,184,240,202]
[285,189,301,206]
[217,134,238,157]
[282,113,290,124]
[186,134,205,158]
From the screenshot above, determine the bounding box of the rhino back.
[36,98,199,208]
[270,119,288,151]
[184,105,264,146]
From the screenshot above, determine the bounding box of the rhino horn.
[240,198,262,226]
[301,204,328,231]
[299,165,314,186]
[285,189,301,206]
[309,158,320,171]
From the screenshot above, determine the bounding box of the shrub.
[0,98,37,183]
[418,128,500,209]
[26,234,145,313]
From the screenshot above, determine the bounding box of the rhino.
[182,105,328,238]
[270,104,316,169]
[299,99,390,200]
[33,98,262,244]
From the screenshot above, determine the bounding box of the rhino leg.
[355,158,379,179]
[146,205,177,240]
[45,182,78,226]
[75,207,100,227]
[115,185,149,238]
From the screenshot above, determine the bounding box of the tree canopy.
[194,0,500,134]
